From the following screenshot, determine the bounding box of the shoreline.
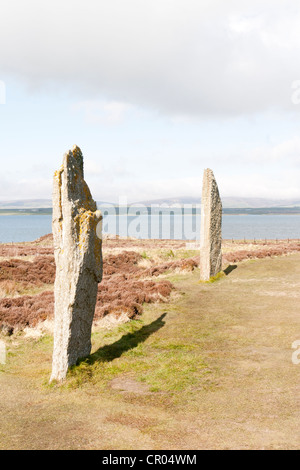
[0,212,300,216]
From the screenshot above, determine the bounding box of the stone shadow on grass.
[81,313,167,365]
[223,264,238,276]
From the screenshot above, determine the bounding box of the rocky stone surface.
[200,169,222,281]
[50,145,102,382]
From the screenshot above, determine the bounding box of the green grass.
[161,249,198,260]
[165,249,175,258]
[64,313,211,394]
[199,271,226,283]
[1,254,300,449]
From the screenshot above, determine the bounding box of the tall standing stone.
[50,145,103,382]
[200,169,222,281]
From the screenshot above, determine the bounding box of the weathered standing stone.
[200,169,222,281]
[50,145,103,382]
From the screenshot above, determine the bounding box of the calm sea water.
[0,214,299,243]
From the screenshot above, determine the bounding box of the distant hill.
[0,199,52,209]
[0,199,109,209]
[135,197,300,209]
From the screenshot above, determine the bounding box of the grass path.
[0,254,299,449]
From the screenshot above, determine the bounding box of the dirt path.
[0,253,299,449]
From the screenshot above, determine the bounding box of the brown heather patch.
[0,251,178,333]
[144,257,199,277]
[0,245,54,258]
[103,236,187,252]
[0,233,54,258]
[1,236,300,335]
[223,241,300,264]
[0,256,55,286]
[0,291,54,332]
[95,276,173,320]
[103,251,142,277]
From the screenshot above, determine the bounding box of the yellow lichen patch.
[93,211,103,269]
[73,208,102,274]
[74,208,100,257]
[54,164,64,182]
[54,166,63,234]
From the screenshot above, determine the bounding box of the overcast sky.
[1,0,300,202]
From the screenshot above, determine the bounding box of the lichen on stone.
[50,145,103,382]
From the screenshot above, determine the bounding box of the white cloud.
[244,137,300,164]
[228,14,263,34]
[88,170,300,203]
[84,159,103,176]
[90,176,201,203]
[0,176,52,200]
[2,165,300,202]
[73,101,131,125]
[1,0,300,116]
[219,171,300,199]
[2,1,300,204]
